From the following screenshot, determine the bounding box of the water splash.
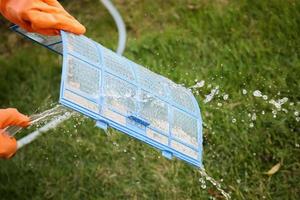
[28,105,76,128]
[31,105,68,124]
[17,111,73,149]
[188,79,298,198]
[253,90,263,97]
[198,168,231,199]
[204,86,219,103]
[251,113,257,121]
[190,80,205,89]
[249,122,254,128]
[242,89,247,95]
[6,105,72,136]
[262,95,268,100]
[223,94,229,101]
[190,79,299,122]
[269,97,289,110]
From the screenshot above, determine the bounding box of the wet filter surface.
[12,26,203,168]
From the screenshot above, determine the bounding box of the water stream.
[198,168,231,199]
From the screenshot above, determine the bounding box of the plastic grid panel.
[134,63,167,98]
[102,47,135,82]
[63,90,100,114]
[66,56,100,98]
[172,108,198,148]
[49,43,63,54]
[12,26,63,55]
[104,73,137,115]
[170,140,198,160]
[15,27,61,45]
[146,129,169,146]
[11,27,203,168]
[139,91,169,133]
[67,34,100,65]
[168,83,195,113]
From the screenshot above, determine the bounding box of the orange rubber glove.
[0,0,86,35]
[0,108,30,159]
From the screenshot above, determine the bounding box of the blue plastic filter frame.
[11,26,203,168]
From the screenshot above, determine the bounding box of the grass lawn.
[0,0,299,199]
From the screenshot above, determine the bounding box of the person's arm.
[0,0,85,35]
[0,108,30,159]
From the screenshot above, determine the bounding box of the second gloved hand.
[0,0,86,35]
[0,108,30,159]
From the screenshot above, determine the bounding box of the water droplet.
[201,184,207,189]
[113,142,119,147]
[249,123,254,128]
[251,113,257,121]
[223,94,229,100]
[253,90,262,97]
[198,169,231,199]
[262,95,268,100]
[204,86,219,103]
[199,178,205,184]
[269,97,289,110]
[282,108,288,113]
[191,80,205,89]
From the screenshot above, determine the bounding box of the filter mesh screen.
[12,26,203,168]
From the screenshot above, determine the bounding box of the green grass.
[0,0,299,199]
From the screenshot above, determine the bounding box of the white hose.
[16,0,127,149]
[101,0,127,55]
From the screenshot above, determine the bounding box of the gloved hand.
[0,0,86,35]
[0,108,30,159]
